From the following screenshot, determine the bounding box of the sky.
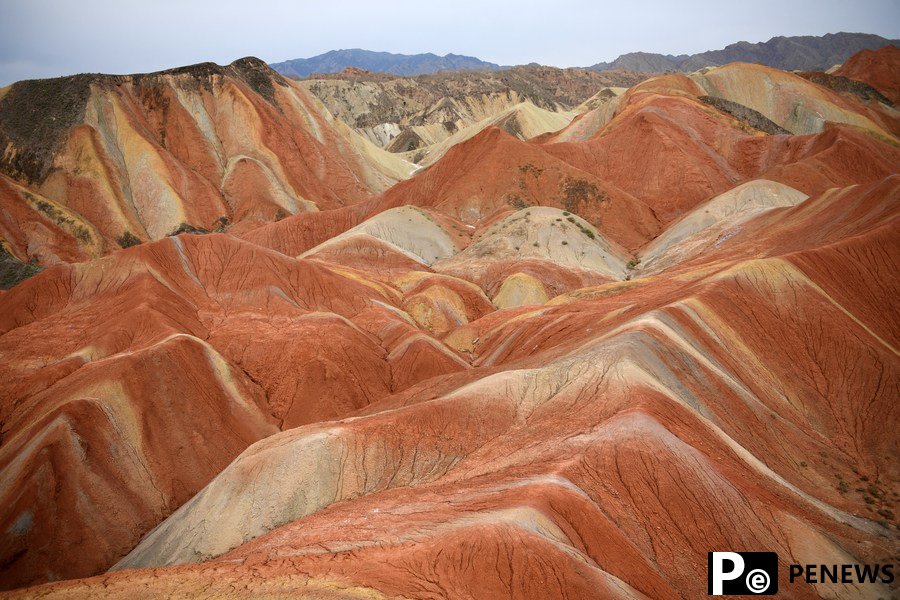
[1,0,898,85]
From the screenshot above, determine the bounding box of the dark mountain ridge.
[588,32,900,72]
[271,49,502,78]
[271,33,899,79]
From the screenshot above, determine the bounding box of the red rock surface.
[0,58,411,267]
[0,51,898,598]
[835,44,900,104]
[544,92,899,223]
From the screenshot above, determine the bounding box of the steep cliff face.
[0,58,412,265]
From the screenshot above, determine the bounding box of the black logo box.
[708,552,779,596]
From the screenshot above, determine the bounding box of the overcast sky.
[1,0,898,85]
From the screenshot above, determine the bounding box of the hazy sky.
[1,0,898,85]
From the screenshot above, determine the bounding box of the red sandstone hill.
[0,58,412,268]
[0,46,898,598]
[836,44,900,104]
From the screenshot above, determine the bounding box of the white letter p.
[711,552,745,595]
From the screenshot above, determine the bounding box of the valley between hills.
[0,40,898,599]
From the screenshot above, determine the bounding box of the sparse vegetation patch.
[117,231,142,248]
[168,222,209,236]
[0,245,42,289]
[0,74,93,183]
[26,192,93,243]
[561,177,607,213]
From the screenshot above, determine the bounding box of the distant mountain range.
[587,32,900,72]
[272,33,899,79]
[270,49,502,78]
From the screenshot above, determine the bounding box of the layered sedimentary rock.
[0,234,473,588]
[299,65,650,150]
[400,101,576,166]
[835,44,900,104]
[1,47,898,599]
[693,62,893,136]
[8,175,897,599]
[0,58,412,268]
